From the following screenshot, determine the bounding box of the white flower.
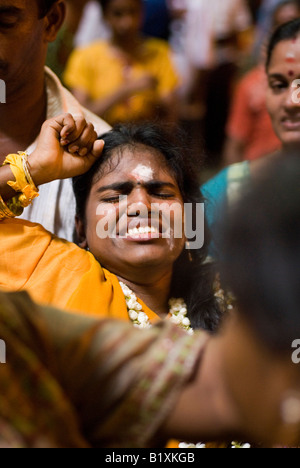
[127,298,138,309]
[170,315,182,325]
[119,282,131,297]
[138,312,149,324]
[182,317,191,327]
[179,443,195,448]
[129,310,138,321]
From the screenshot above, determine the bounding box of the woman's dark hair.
[38,0,58,17]
[73,123,223,332]
[266,18,300,69]
[221,154,300,354]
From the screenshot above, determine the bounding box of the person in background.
[64,0,179,126]
[178,0,252,164]
[203,17,300,258]
[0,0,110,241]
[223,0,300,166]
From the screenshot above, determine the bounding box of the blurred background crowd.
[46,0,300,179]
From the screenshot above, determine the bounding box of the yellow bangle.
[3,152,39,208]
[0,194,23,220]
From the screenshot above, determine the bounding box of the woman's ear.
[75,215,88,250]
[43,0,66,43]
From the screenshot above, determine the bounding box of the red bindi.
[289,70,295,77]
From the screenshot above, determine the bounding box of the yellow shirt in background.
[64,39,179,125]
[0,219,159,323]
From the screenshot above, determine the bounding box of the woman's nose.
[127,189,152,217]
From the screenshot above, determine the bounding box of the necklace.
[119,282,194,335]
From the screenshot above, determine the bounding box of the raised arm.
[0,114,104,202]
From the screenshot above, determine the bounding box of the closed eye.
[151,192,175,199]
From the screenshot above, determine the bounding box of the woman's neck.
[117,272,173,319]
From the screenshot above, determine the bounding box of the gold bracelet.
[0,194,22,220]
[3,152,39,208]
[21,152,38,193]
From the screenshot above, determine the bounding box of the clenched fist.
[28,114,105,186]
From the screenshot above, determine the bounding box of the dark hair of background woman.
[73,123,223,332]
[266,17,300,70]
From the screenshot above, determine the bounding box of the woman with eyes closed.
[0,113,223,333]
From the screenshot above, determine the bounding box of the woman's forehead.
[269,38,300,72]
[95,145,177,185]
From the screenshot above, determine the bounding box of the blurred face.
[77,145,186,283]
[104,0,143,41]
[220,314,300,446]
[266,37,300,149]
[0,0,63,96]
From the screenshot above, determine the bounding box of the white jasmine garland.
[179,442,251,449]
[119,282,194,334]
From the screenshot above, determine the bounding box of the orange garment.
[227,66,281,161]
[0,219,159,323]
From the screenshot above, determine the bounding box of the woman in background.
[203,17,300,258]
[223,0,300,166]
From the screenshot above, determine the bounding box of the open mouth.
[123,224,162,241]
[115,219,165,241]
[281,117,300,130]
[127,226,159,236]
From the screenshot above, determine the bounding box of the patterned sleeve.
[0,291,208,448]
[56,319,209,448]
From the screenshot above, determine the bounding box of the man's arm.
[161,335,244,443]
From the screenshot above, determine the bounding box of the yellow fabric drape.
[0,219,159,323]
